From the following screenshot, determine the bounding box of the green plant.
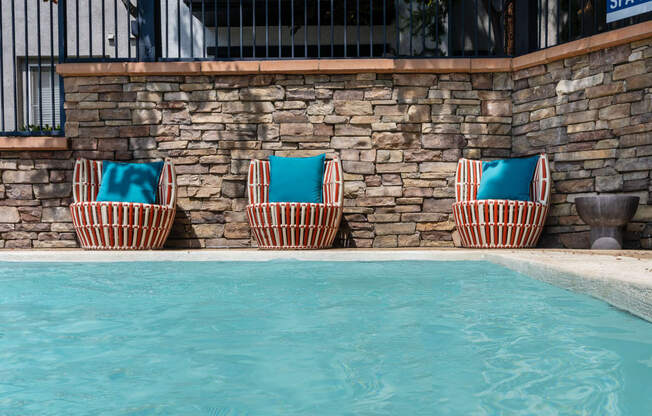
[19,124,61,133]
[402,0,512,56]
[400,0,449,56]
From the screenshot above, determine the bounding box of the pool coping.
[1,249,651,322]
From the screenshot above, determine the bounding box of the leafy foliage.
[400,0,449,56]
[19,124,61,133]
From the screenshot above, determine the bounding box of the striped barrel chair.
[452,154,551,248]
[246,157,343,249]
[70,159,177,250]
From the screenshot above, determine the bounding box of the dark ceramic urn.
[575,195,639,250]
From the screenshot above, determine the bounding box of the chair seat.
[246,202,341,249]
[70,201,176,250]
[453,199,548,248]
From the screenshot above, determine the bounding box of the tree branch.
[119,0,138,18]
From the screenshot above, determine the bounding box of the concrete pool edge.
[485,251,652,322]
[1,249,651,322]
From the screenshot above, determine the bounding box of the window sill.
[0,136,68,151]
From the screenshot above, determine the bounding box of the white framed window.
[26,64,61,130]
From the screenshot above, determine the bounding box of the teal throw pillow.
[96,160,165,204]
[476,155,540,201]
[268,154,325,203]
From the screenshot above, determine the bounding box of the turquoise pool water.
[1,260,652,415]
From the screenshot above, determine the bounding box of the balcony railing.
[0,0,650,137]
[58,0,514,61]
[0,0,63,136]
[516,0,650,55]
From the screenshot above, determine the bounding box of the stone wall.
[511,37,652,248]
[0,37,650,249]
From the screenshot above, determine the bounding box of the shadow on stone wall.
[333,218,356,248]
[166,207,201,248]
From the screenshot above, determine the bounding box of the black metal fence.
[0,1,650,137]
[516,0,651,55]
[0,0,64,136]
[58,0,515,61]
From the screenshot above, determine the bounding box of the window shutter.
[30,67,61,129]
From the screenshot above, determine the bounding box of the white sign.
[607,0,652,23]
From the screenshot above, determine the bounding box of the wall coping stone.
[0,136,68,151]
[57,21,652,77]
[512,20,652,70]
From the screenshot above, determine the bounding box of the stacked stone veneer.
[511,38,652,248]
[0,37,650,249]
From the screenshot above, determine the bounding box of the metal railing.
[0,1,650,137]
[56,0,141,62]
[58,0,516,61]
[517,0,651,55]
[0,0,64,136]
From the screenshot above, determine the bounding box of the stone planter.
[575,195,639,250]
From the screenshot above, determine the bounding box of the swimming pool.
[1,260,652,414]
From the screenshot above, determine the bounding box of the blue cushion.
[96,160,165,204]
[476,156,540,201]
[268,154,325,203]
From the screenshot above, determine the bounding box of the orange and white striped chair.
[246,157,343,249]
[70,159,177,250]
[452,154,550,248]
